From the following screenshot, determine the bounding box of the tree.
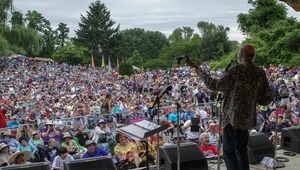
[118,28,169,62]
[25,10,56,57]
[236,0,300,66]
[56,22,69,47]
[128,49,142,66]
[237,0,287,36]
[159,28,202,66]
[10,11,24,28]
[197,21,232,61]
[51,43,90,65]
[74,0,120,66]
[119,62,134,76]
[0,0,13,25]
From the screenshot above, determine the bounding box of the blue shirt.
[82,147,109,158]
[7,120,20,128]
[182,111,195,121]
[168,112,182,124]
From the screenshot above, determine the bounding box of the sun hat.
[62,132,72,139]
[32,131,39,136]
[84,140,97,147]
[0,143,9,151]
[2,130,12,137]
[8,151,30,164]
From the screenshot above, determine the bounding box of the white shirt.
[51,154,74,170]
[183,120,201,140]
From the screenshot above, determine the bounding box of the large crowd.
[0,57,300,169]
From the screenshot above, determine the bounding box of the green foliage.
[2,25,42,56]
[0,0,13,25]
[51,43,90,65]
[142,59,170,70]
[159,28,202,66]
[128,49,143,67]
[56,22,69,47]
[0,34,13,55]
[118,28,169,61]
[11,11,24,28]
[233,0,300,67]
[237,0,287,36]
[197,21,232,61]
[26,10,56,57]
[210,51,238,70]
[119,62,134,76]
[74,0,120,66]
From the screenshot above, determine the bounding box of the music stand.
[117,120,168,170]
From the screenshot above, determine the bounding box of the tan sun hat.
[8,151,30,165]
[85,140,97,147]
[2,130,12,137]
[62,132,72,139]
[0,143,9,151]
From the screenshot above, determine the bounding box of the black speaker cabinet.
[281,126,300,153]
[159,142,208,170]
[0,162,50,170]
[63,156,116,170]
[247,132,275,164]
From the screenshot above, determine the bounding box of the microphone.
[152,85,172,107]
[225,60,233,72]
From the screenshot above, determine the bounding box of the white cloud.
[13,0,300,42]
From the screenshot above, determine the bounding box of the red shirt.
[199,144,218,156]
[0,109,7,128]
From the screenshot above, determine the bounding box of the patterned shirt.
[200,61,273,130]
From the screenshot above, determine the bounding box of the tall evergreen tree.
[74,0,120,65]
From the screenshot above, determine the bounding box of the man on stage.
[187,44,273,170]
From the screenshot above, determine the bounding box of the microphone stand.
[175,101,182,170]
[216,92,223,170]
[273,96,286,168]
[155,96,161,170]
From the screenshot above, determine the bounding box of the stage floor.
[208,149,300,170]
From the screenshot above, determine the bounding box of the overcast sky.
[13,0,300,42]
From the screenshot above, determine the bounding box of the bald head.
[238,44,255,63]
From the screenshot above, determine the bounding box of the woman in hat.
[2,130,19,153]
[8,151,31,166]
[92,119,112,151]
[41,120,60,145]
[28,131,44,147]
[61,132,79,154]
[0,143,11,166]
[51,146,74,170]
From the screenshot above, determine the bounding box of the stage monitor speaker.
[159,142,208,170]
[247,132,275,164]
[63,156,116,170]
[281,126,300,153]
[0,162,50,170]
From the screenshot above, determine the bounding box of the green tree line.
[1,0,299,72]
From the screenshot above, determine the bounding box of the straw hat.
[32,131,39,136]
[0,143,9,151]
[2,130,12,137]
[62,132,72,139]
[8,151,30,164]
[85,140,97,147]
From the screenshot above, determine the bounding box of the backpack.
[279,84,289,98]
